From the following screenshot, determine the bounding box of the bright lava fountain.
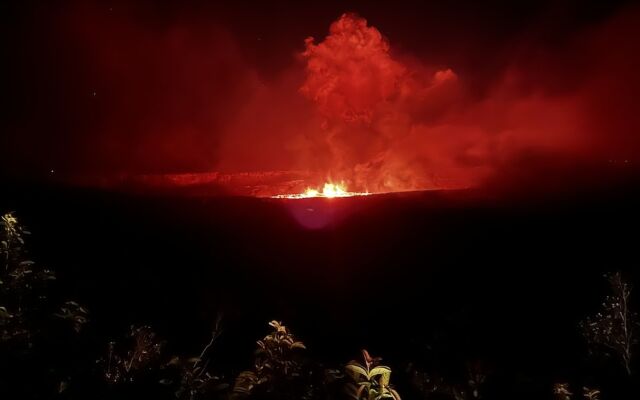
[271,182,371,199]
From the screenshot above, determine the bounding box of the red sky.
[1,0,639,192]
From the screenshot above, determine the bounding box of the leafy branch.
[580,272,637,375]
[345,349,401,400]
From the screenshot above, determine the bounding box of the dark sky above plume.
[1,0,638,191]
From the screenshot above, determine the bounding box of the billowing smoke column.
[295,13,623,194]
[300,14,464,192]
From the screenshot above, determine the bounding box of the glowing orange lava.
[272,182,370,199]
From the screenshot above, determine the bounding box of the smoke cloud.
[289,11,640,192]
[2,2,639,194]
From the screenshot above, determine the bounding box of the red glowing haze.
[2,2,639,196]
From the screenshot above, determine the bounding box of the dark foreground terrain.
[1,179,639,399]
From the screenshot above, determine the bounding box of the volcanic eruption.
[266,13,466,198]
[6,4,639,198]
[292,14,461,197]
[272,182,370,199]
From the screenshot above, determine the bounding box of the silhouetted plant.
[1,212,56,343]
[582,387,600,400]
[408,367,448,398]
[408,362,487,400]
[162,314,229,399]
[1,212,24,270]
[1,212,87,346]
[552,385,601,400]
[344,349,401,400]
[553,383,573,400]
[232,320,307,399]
[54,300,89,333]
[580,272,637,375]
[465,361,486,399]
[0,211,90,398]
[255,320,306,376]
[233,371,262,397]
[101,325,164,384]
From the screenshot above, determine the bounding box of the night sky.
[1,0,639,192]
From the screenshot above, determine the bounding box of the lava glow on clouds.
[2,2,640,197]
[220,9,640,197]
[296,14,466,195]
